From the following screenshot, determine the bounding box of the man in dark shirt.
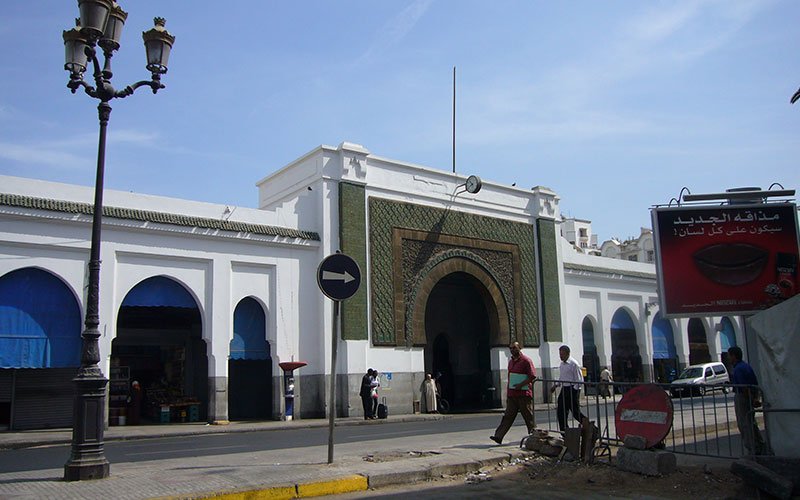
[490,342,536,445]
[728,346,765,455]
[360,369,375,420]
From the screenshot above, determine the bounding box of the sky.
[1,1,798,242]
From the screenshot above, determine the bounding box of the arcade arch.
[610,308,642,384]
[651,313,678,383]
[581,316,600,382]
[688,318,711,365]
[228,297,272,420]
[112,276,207,425]
[0,267,82,430]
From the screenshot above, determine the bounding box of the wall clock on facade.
[465,175,482,194]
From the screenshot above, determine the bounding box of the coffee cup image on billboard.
[692,243,768,286]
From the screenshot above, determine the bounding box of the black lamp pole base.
[63,372,110,481]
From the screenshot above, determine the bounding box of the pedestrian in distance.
[599,366,613,399]
[422,373,438,413]
[360,369,375,420]
[490,341,537,445]
[552,345,589,431]
[370,370,381,419]
[727,346,766,455]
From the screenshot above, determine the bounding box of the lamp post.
[61,0,174,481]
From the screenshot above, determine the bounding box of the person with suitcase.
[370,370,381,419]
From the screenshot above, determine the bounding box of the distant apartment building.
[599,228,655,263]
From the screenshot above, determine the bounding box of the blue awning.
[121,276,197,308]
[652,313,677,360]
[0,268,81,368]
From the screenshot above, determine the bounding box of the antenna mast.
[452,66,456,174]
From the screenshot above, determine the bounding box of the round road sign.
[317,253,361,301]
[614,384,674,448]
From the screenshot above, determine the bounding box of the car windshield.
[677,367,703,379]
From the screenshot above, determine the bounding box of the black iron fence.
[531,378,766,459]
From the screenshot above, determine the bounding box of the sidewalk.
[0,412,736,500]
[0,412,533,500]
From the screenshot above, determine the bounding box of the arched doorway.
[113,276,207,425]
[581,316,600,384]
[718,317,736,369]
[688,318,711,365]
[0,268,81,430]
[651,313,678,383]
[228,297,272,420]
[424,271,493,411]
[611,309,642,385]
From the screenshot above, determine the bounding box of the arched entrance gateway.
[417,257,511,412]
[112,276,208,425]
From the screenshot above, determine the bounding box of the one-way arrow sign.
[317,253,361,301]
[322,270,355,284]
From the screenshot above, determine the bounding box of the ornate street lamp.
[62,0,174,481]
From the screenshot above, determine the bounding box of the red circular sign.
[615,384,673,448]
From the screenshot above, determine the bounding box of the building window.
[628,255,638,262]
[579,228,587,237]
[647,250,654,262]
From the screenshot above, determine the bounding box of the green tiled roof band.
[0,193,319,241]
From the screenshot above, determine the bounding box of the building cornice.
[563,262,656,281]
[0,193,320,241]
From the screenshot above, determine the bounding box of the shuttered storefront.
[8,368,75,430]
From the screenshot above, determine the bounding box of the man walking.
[490,342,536,445]
[551,345,588,431]
[728,346,765,455]
[599,366,613,399]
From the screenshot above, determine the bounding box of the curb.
[149,475,368,500]
[152,449,533,500]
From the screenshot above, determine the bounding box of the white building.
[0,142,747,430]
[600,228,655,263]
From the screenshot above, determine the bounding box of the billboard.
[652,202,799,317]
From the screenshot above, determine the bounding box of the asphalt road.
[0,392,740,475]
[0,413,518,473]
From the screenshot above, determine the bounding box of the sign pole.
[317,252,361,465]
[327,299,339,464]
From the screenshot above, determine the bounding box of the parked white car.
[669,362,730,397]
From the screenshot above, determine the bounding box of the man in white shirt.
[550,345,588,431]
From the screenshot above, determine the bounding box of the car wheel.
[697,386,705,397]
[722,386,730,394]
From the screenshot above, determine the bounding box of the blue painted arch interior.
[0,267,81,368]
[719,317,736,350]
[121,276,198,309]
[651,313,677,359]
[230,297,269,360]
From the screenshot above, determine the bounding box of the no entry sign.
[615,384,674,448]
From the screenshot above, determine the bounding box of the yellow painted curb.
[296,475,368,498]
[149,484,296,500]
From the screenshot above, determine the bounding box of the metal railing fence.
[530,378,765,459]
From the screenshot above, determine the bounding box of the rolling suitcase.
[377,397,388,419]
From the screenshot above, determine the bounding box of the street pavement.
[0,405,739,500]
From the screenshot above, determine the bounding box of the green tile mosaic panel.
[338,182,368,340]
[369,197,540,346]
[537,219,562,342]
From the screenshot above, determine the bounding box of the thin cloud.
[0,142,89,170]
[353,0,434,67]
